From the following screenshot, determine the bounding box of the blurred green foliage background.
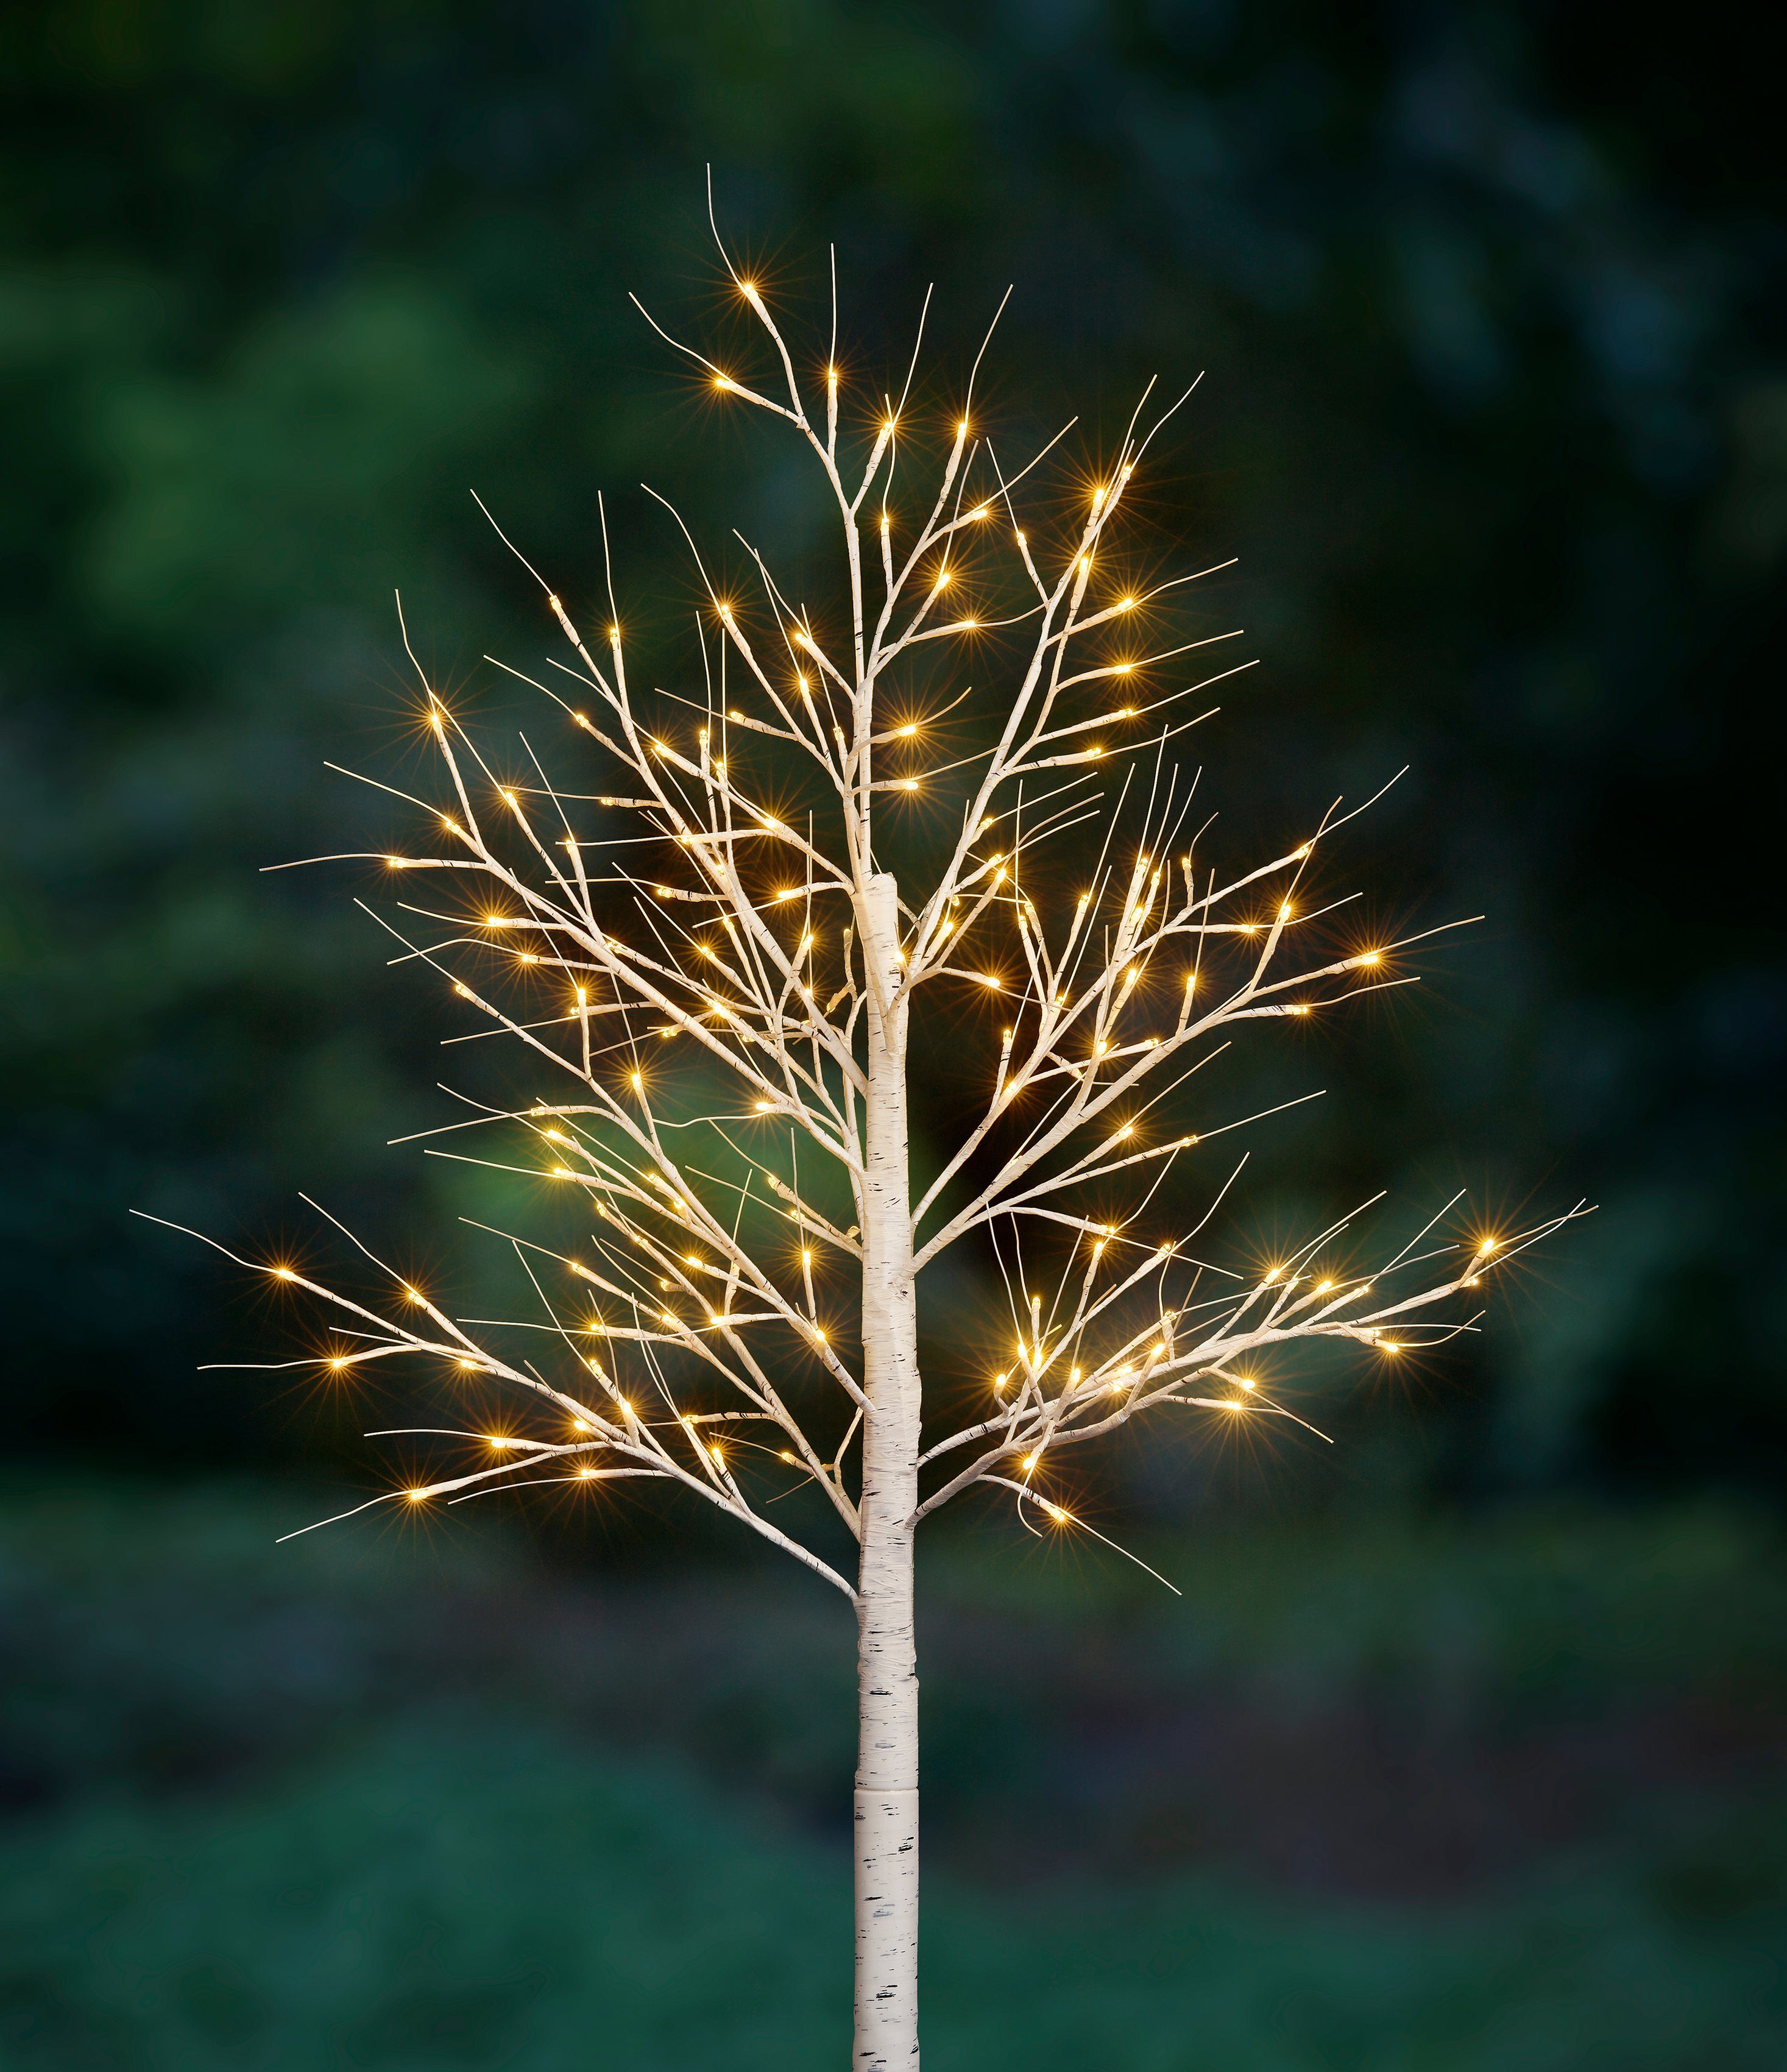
[3,1,1784,2065]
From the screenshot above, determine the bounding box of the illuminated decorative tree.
[144,219,1582,2070]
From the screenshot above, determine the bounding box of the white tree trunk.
[854,870,921,2070]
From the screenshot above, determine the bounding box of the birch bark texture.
[154,213,1586,2070]
[854,870,921,2068]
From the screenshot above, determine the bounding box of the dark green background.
[4,2,1784,2065]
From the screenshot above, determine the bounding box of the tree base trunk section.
[854,1782,919,2067]
[853,870,922,2068]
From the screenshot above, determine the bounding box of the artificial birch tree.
[146,221,1582,2071]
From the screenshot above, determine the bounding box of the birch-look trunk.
[854,869,921,2069]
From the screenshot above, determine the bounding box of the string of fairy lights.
[141,243,1587,1588]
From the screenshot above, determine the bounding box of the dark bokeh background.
[4,3,1785,2066]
